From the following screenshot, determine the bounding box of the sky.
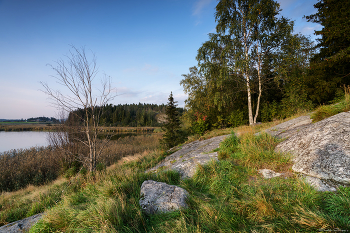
[0,0,321,119]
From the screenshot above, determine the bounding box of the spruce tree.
[161,92,181,148]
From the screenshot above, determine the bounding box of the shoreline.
[0,123,161,132]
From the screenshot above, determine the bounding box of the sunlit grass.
[1,106,350,232]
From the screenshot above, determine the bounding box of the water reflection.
[0,131,49,153]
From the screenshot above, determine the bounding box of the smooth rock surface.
[259,169,282,179]
[275,111,350,187]
[139,180,188,214]
[0,213,42,233]
[303,175,337,192]
[263,115,312,139]
[147,135,228,178]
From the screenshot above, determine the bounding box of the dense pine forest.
[68,103,184,127]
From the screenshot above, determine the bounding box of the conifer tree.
[161,92,181,148]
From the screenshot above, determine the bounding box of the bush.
[227,109,247,127]
[192,118,208,136]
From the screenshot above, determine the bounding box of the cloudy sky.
[0,0,321,119]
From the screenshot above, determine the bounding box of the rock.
[147,135,228,178]
[275,111,350,188]
[303,175,337,192]
[139,180,188,214]
[263,115,312,139]
[0,213,42,233]
[259,169,282,179]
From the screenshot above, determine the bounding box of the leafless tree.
[41,46,116,172]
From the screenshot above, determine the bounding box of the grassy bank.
[1,95,350,232]
[11,131,345,232]
[2,123,349,231]
[0,122,60,132]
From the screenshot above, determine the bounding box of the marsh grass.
[0,134,162,192]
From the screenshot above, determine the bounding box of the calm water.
[0,131,50,153]
[0,131,150,153]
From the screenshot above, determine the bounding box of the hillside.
[1,102,349,232]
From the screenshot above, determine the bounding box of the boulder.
[275,111,350,189]
[0,213,42,233]
[147,135,228,178]
[139,180,188,214]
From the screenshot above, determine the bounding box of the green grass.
[1,109,350,232]
[311,86,350,122]
[22,133,350,232]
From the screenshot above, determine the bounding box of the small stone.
[259,169,282,179]
[139,180,188,214]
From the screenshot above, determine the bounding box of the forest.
[180,0,350,131]
[69,103,184,127]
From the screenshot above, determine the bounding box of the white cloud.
[116,86,142,98]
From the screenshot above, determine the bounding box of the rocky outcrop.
[139,180,188,214]
[263,115,312,139]
[147,135,228,178]
[275,111,350,191]
[0,213,42,233]
[141,135,228,214]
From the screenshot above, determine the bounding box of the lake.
[0,131,50,153]
[0,131,151,153]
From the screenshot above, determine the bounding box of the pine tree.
[161,92,181,148]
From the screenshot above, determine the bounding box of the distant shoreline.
[0,122,161,132]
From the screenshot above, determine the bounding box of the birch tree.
[215,0,292,125]
[41,46,116,172]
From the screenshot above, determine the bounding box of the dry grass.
[0,133,163,192]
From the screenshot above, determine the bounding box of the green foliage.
[192,119,208,136]
[227,109,247,127]
[161,92,184,148]
[311,86,350,122]
[70,103,184,127]
[260,100,279,122]
[305,0,350,104]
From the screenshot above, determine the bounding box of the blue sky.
[0,0,321,119]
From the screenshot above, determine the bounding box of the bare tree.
[41,46,116,172]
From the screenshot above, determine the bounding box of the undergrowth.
[311,85,350,122]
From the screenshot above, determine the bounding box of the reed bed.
[0,133,163,192]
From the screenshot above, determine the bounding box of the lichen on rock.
[139,180,188,214]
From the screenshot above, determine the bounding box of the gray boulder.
[139,180,188,214]
[275,111,350,189]
[0,213,42,233]
[147,135,228,178]
[263,115,312,139]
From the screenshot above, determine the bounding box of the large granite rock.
[147,135,228,178]
[139,180,188,214]
[263,115,312,139]
[0,213,42,233]
[275,111,350,190]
